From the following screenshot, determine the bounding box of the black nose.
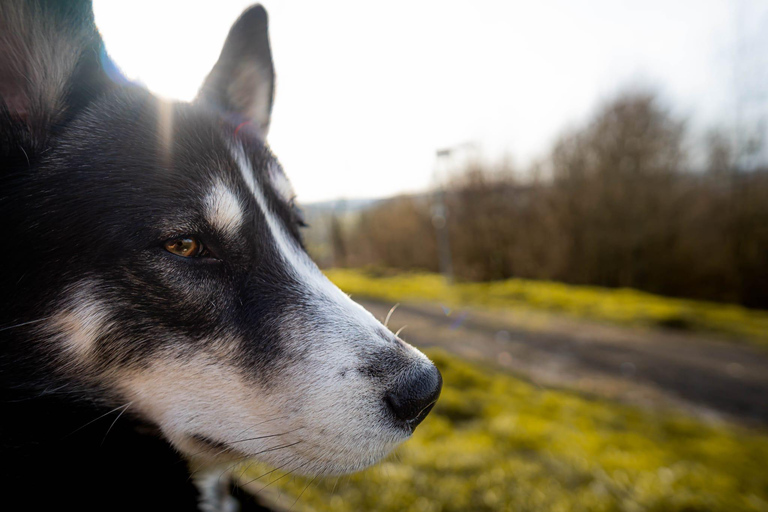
[385,363,442,430]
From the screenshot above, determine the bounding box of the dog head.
[0,2,440,476]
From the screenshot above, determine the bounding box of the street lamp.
[431,143,475,283]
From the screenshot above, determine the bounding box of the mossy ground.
[241,350,768,512]
[324,268,768,347]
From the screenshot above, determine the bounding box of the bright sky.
[93,0,767,202]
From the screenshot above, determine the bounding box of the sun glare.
[92,1,250,101]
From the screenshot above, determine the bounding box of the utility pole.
[431,143,476,283]
[432,183,453,283]
[732,0,768,170]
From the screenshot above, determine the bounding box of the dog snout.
[384,362,442,431]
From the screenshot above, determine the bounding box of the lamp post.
[432,184,453,283]
[432,143,477,283]
[431,146,462,283]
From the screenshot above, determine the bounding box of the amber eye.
[164,237,204,258]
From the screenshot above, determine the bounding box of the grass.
[324,268,768,347]
[242,350,768,512]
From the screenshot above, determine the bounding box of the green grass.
[242,350,768,512]
[324,268,768,347]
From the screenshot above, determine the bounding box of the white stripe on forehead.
[231,146,310,274]
[230,144,387,334]
[204,180,244,237]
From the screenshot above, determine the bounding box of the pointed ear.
[0,0,113,161]
[198,5,275,138]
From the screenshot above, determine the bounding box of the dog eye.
[164,237,207,258]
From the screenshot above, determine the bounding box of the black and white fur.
[0,2,441,510]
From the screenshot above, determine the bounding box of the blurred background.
[95,1,768,510]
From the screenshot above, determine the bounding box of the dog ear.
[198,5,275,138]
[0,0,114,164]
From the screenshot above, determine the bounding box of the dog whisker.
[384,303,400,329]
[289,472,321,511]
[186,452,251,483]
[40,383,70,395]
[65,402,133,438]
[238,456,299,488]
[100,402,132,446]
[19,145,30,167]
[253,440,302,458]
[215,455,255,486]
[331,475,341,495]
[0,316,52,333]
[255,459,311,494]
[233,458,258,483]
[208,439,304,471]
[206,430,304,462]
[227,426,304,445]
[181,417,298,460]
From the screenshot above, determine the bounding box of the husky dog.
[0,1,441,510]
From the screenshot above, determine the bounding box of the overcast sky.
[93,0,768,203]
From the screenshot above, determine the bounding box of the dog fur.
[0,2,441,510]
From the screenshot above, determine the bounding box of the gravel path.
[359,299,768,427]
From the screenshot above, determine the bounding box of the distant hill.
[300,198,382,215]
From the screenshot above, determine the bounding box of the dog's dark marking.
[0,2,441,510]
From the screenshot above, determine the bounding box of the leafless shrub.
[322,91,768,308]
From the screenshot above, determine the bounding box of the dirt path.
[359,299,768,427]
